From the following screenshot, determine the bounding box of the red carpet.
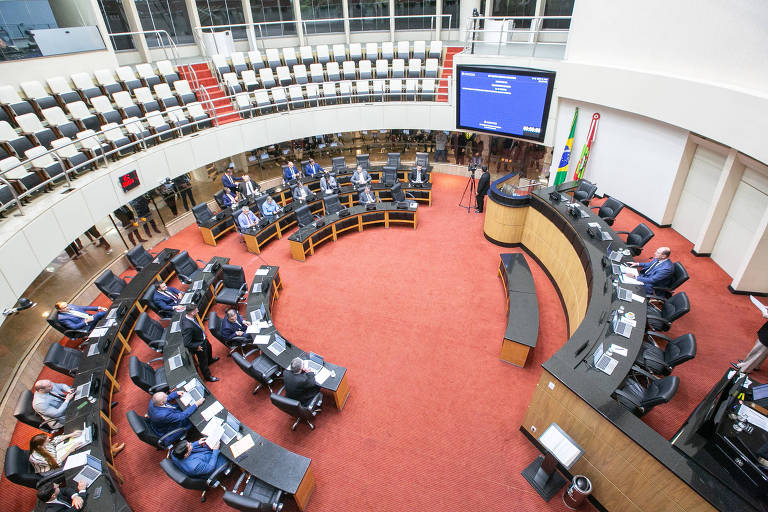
[2,174,765,511]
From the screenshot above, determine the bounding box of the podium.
[522,423,583,501]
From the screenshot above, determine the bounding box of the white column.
[660,136,696,226]
[459,0,481,42]
[342,0,350,44]
[241,0,257,50]
[183,0,205,55]
[121,0,151,62]
[86,0,115,53]
[730,208,768,293]
[435,0,442,40]
[389,0,395,41]
[532,0,546,43]
[693,149,744,254]
[293,0,304,46]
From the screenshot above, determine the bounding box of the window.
[395,0,437,31]
[97,0,135,50]
[300,0,343,34]
[251,0,296,37]
[196,0,246,40]
[349,0,389,32]
[491,0,535,29]
[442,0,459,29]
[542,0,573,29]
[135,0,194,47]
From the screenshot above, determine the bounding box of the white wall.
[0,50,118,88]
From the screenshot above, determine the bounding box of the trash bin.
[563,475,592,509]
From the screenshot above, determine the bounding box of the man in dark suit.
[237,172,260,197]
[292,180,311,203]
[148,390,204,446]
[283,161,301,181]
[221,164,241,194]
[358,185,376,205]
[475,166,491,213]
[284,357,321,407]
[304,158,324,177]
[409,163,428,184]
[36,480,87,512]
[181,304,220,382]
[220,188,238,208]
[221,308,250,341]
[55,302,107,332]
[153,282,183,317]
[628,247,674,294]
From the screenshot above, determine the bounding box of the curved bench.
[498,253,539,367]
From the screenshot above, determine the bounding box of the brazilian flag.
[554,108,578,186]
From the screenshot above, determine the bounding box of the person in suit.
[148,390,204,446]
[292,180,311,203]
[237,205,260,231]
[181,304,220,382]
[628,247,674,294]
[173,174,196,211]
[409,164,428,184]
[221,308,251,341]
[359,185,376,205]
[475,166,491,213]
[734,306,768,374]
[171,438,227,479]
[283,161,301,181]
[304,158,324,177]
[237,172,260,197]
[221,164,241,194]
[32,380,73,430]
[55,302,107,332]
[36,480,87,512]
[319,171,338,194]
[130,194,162,238]
[261,195,282,218]
[220,188,238,208]
[153,282,183,316]
[351,165,371,187]
[284,357,321,407]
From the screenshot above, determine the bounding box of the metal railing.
[464,15,571,58]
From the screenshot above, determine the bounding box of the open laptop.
[220,413,241,444]
[170,320,181,333]
[267,333,287,356]
[252,281,263,293]
[203,263,214,273]
[306,352,324,373]
[611,313,633,338]
[616,286,633,302]
[73,455,102,488]
[191,280,203,291]
[250,304,266,323]
[74,375,93,401]
[168,352,183,371]
[593,342,619,375]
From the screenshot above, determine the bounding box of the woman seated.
[28,431,82,473]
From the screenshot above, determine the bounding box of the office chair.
[126,244,155,271]
[295,204,315,228]
[573,179,598,206]
[46,309,90,341]
[356,153,370,170]
[269,386,322,431]
[126,409,187,449]
[3,446,42,488]
[129,355,169,394]
[386,152,401,167]
[323,193,342,216]
[636,332,697,376]
[208,311,251,355]
[215,264,247,306]
[192,203,215,225]
[232,349,281,395]
[649,262,689,300]
[332,156,346,172]
[391,182,405,203]
[213,190,228,210]
[223,471,284,512]
[591,196,624,226]
[171,250,206,284]
[615,374,679,417]
[381,166,398,187]
[646,292,690,332]
[43,342,82,376]
[14,390,56,432]
[139,283,172,320]
[415,151,429,168]
[614,223,654,256]
[94,269,129,300]
[160,457,231,503]
[134,312,169,352]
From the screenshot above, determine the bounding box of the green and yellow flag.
[554,108,578,186]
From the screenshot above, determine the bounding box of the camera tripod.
[458,169,477,213]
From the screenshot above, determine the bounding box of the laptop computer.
[170,320,181,333]
[184,378,205,401]
[74,375,93,401]
[220,413,241,444]
[616,287,633,302]
[181,292,195,304]
[204,263,214,273]
[73,455,102,488]
[250,304,266,323]
[191,280,203,291]
[168,353,183,371]
[267,334,286,356]
[252,281,263,293]
[600,230,613,241]
[593,342,619,375]
[611,313,633,338]
[306,352,324,373]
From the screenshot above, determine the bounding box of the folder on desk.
[255,268,269,276]
[230,434,254,458]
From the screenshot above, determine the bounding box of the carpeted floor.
[2,173,765,512]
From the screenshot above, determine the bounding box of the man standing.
[284,357,322,407]
[153,282,183,317]
[434,131,448,162]
[32,380,73,430]
[238,172,260,198]
[221,164,241,194]
[475,166,491,213]
[55,302,107,333]
[148,390,204,446]
[628,247,674,294]
[181,304,220,382]
[304,158,324,177]
[173,174,196,211]
[237,205,260,231]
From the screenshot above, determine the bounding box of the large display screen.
[456,65,556,142]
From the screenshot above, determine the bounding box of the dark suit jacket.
[41,486,86,512]
[147,390,196,444]
[477,171,491,196]
[222,173,241,192]
[221,314,247,340]
[58,305,99,331]
[221,192,238,207]
[637,258,674,293]
[409,168,429,182]
[238,178,260,196]
[181,316,206,351]
[153,286,181,315]
[284,370,320,407]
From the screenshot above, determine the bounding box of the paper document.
[620,266,638,277]
[87,344,100,357]
[267,343,285,356]
[609,344,628,357]
[539,427,581,468]
[254,334,272,345]
[103,319,116,327]
[179,393,193,406]
[201,417,224,446]
[183,378,200,392]
[255,268,269,276]
[245,323,260,334]
[88,327,108,339]
[314,367,332,385]
[619,274,642,286]
[63,450,91,470]
[751,295,768,316]
[587,222,600,228]
[631,293,645,303]
[252,282,263,293]
[230,434,254,458]
[738,404,768,433]
[201,401,224,421]
[622,316,637,327]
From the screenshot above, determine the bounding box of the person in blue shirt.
[628,247,674,294]
[220,189,238,208]
[221,308,251,341]
[261,195,282,218]
[221,164,242,194]
[55,302,107,332]
[153,282,183,317]
[304,158,324,177]
[148,390,204,446]
[237,205,260,231]
[171,438,227,479]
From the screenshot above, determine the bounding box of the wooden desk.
[199,214,236,246]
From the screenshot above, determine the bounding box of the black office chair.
[391,182,405,203]
[386,152,400,167]
[14,390,55,432]
[216,264,247,306]
[134,312,168,352]
[615,375,679,417]
[323,193,342,216]
[129,355,169,394]
[3,446,42,488]
[126,244,156,271]
[295,204,314,228]
[415,151,428,168]
[171,250,206,284]
[46,309,90,341]
[193,203,215,225]
[94,269,129,300]
[254,195,269,217]
[614,223,654,256]
[208,311,251,355]
[160,456,231,503]
[646,292,690,332]
[43,343,82,376]
[381,166,398,187]
[591,197,624,226]
[269,387,322,431]
[650,262,689,300]
[213,190,228,210]
[223,471,284,512]
[232,349,281,395]
[331,156,346,172]
[356,153,370,170]
[636,332,697,376]
[126,409,187,449]
[573,180,598,206]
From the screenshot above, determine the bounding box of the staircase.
[178,63,241,126]
[437,46,464,102]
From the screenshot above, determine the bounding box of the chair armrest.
[207,461,233,489]
[631,364,659,381]
[614,231,630,235]
[149,340,165,352]
[148,357,164,365]
[195,259,207,264]
[646,312,670,329]
[149,382,168,393]
[590,206,600,211]
[231,471,248,494]
[614,388,642,409]
[651,285,674,294]
[625,244,643,250]
[157,427,188,448]
[276,386,285,395]
[646,331,671,343]
[123,274,136,281]
[244,347,261,358]
[237,283,247,295]
[307,391,323,410]
[178,274,193,284]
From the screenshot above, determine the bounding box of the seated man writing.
[153,282,183,317]
[319,171,338,194]
[283,161,302,181]
[171,438,227,479]
[36,480,87,512]
[55,302,107,333]
[237,205,260,231]
[627,246,674,295]
[284,357,322,407]
[148,390,204,446]
[220,188,239,208]
[261,195,282,218]
[221,308,251,341]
